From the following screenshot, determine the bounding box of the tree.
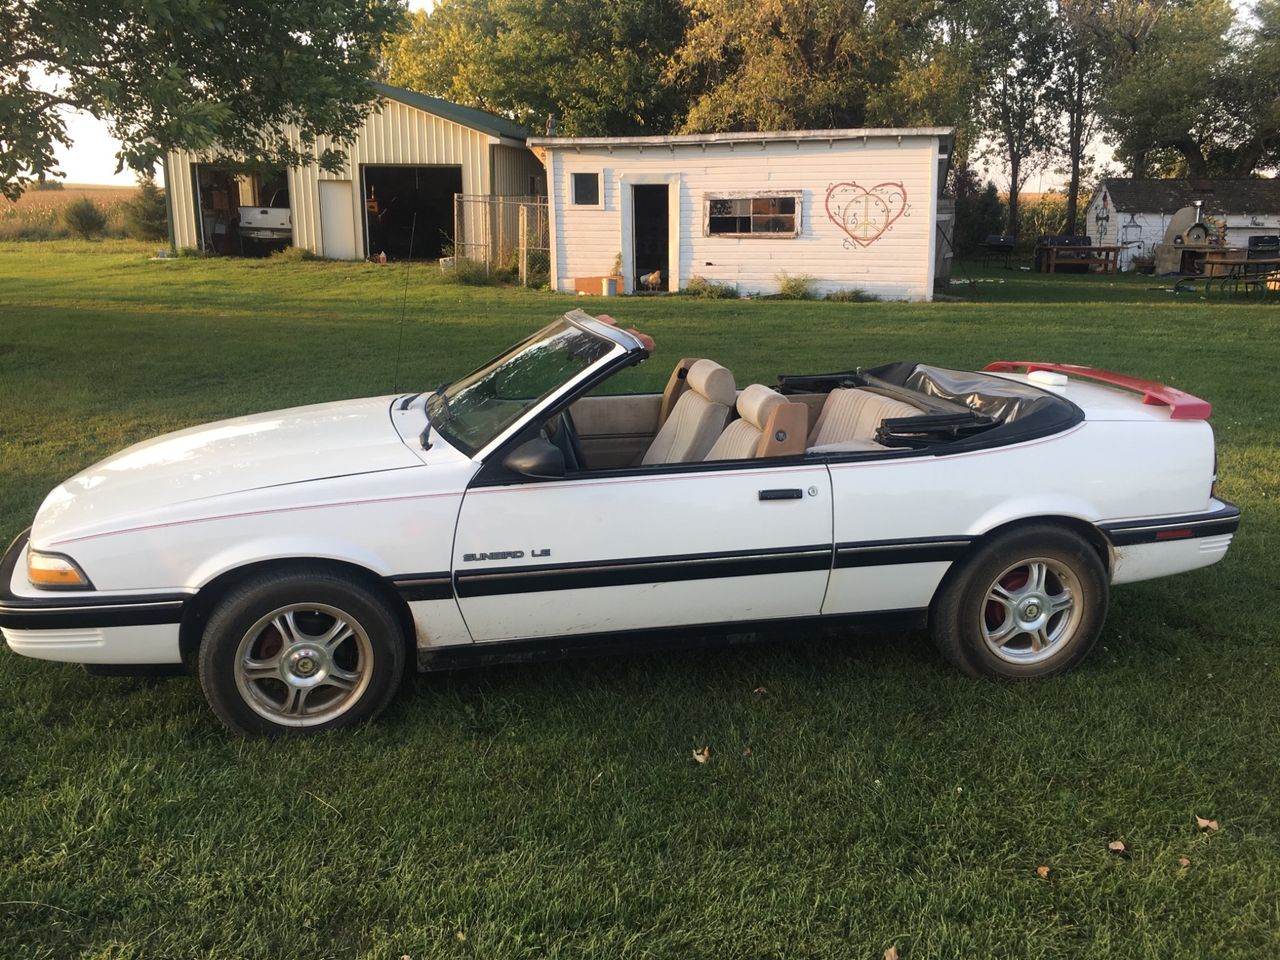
[1054,1,1104,233]
[1,0,405,199]
[973,0,1060,236]
[62,197,106,238]
[122,175,169,241]
[667,0,977,136]
[1075,0,1279,177]
[384,0,688,136]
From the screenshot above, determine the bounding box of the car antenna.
[392,212,417,394]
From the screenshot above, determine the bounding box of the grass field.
[1,241,1277,959]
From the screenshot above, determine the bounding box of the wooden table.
[1037,244,1121,275]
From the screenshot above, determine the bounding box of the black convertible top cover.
[777,362,1083,453]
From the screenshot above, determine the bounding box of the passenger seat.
[807,388,921,450]
[705,385,809,461]
[640,360,736,465]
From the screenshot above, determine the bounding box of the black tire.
[198,566,406,737]
[930,524,1109,679]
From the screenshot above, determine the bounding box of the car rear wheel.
[930,525,1109,679]
[198,567,405,736]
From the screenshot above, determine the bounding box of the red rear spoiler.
[983,362,1212,420]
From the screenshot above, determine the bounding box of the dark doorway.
[632,184,669,291]
[363,165,463,260]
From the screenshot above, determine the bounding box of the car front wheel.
[198,567,406,736]
[930,525,1109,679]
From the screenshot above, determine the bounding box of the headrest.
[686,359,736,407]
[736,384,787,429]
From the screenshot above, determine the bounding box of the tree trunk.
[1170,134,1209,178]
[1063,69,1085,235]
[1007,155,1021,237]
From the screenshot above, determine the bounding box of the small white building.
[528,128,955,301]
[1086,178,1280,271]
[164,82,544,260]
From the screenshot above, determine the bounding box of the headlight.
[27,549,93,590]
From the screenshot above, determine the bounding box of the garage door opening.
[363,165,463,260]
[191,164,289,256]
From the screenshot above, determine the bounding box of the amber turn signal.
[27,550,91,589]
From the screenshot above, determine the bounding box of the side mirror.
[503,437,565,479]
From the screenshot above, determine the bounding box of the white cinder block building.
[1086,178,1280,271]
[528,128,955,301]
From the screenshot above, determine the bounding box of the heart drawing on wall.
[824,181,909,248]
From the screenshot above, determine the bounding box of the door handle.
[758,488,803,501]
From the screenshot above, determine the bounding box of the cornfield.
[0,184,137,241]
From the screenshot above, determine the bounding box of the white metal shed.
[528,128,954,301]
[164,83,544,260]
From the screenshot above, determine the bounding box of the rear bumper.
[0,530,185,664]
[1101,501,1240,586]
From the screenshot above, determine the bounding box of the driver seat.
[641,360,736,465]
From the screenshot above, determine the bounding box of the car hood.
[33,396,424,545]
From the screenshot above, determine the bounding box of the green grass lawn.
[1,241,1277,959]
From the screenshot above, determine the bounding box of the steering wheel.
[543,410,586,472]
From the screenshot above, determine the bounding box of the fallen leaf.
[1036,865,1050,879]
[455,931,467,942]
[753,686,768,695]
[884,947,899,960]
[742,746,753,757]
[692,745,711,764]
[1108,839,1128,856]
[1178,857,1191,867]
[1195,816,1219,831]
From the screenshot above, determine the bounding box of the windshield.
[428,317,618,457]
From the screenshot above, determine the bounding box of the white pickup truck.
[237,189,292,246]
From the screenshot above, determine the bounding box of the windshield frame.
[428,310,646,462]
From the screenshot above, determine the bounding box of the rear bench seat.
[806,388,921,453]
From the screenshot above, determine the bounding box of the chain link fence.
[453,195,550,286]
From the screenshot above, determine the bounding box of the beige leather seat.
[807,388,921,450]
[705,385,809,461]
[641,359,736,465]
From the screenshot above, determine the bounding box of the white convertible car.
[1,310,1239,735]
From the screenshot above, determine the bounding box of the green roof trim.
[372,82,529,142]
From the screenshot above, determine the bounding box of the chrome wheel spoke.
[320,620,354,652]
[241,654,281,681]
[1031,626,1050,652]
[272,611,303,645]
[280,684,310,717]
[1026,562,1048,594]
[322,665,360,691]
[1047,590,1073,615]
[986,617,1019,645]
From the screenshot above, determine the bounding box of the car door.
[451,462,834,642]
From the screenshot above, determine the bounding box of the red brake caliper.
[985,568,1028,631]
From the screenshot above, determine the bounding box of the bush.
[177,246,206,258]
[31,179,64,191]
[774,272,815,299]
[269,245,321,262]
[825,288,880,303]
[62,197,108,238]
[440,257,499,285]
[122,176,168,241]
[684,275,738,299]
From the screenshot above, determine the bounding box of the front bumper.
[0,530,186,664]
